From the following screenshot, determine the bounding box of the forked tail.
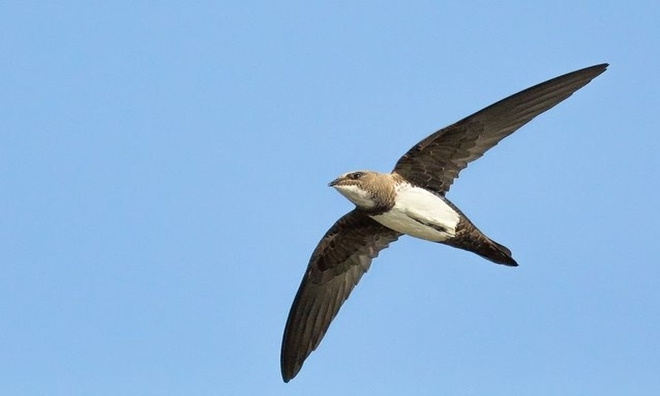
[475,237,518,266]
[442,215,518,266]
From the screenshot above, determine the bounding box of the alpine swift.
[281,63,608,382]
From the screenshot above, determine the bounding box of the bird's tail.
[440,203,518,266]
[475,237,518,266]
[440,200,518,266]
[444,232,517,266]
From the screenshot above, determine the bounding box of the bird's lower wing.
[281,209,401,382]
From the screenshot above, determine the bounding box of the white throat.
[333,184,376,209]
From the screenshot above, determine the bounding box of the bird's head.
[328,171,392,210]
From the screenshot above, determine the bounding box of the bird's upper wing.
[280,209,401,382]
[393,63,608,195]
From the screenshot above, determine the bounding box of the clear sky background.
[1,2,658,395]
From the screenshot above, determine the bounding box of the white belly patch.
[370,184,460,242]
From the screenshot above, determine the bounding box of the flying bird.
[281,63,608,382]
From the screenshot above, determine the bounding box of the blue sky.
[1,2,658,395]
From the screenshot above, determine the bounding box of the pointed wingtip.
[280,364,293,382]
[592,62,609,75]
[281,363,299,383]
[579,63,609,79]
[280,346,299,383]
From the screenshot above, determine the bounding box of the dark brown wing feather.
[394,64,608,195]
[281,210,401,382]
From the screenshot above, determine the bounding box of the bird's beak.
[328,177,341,187]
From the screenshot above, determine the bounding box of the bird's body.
[371,180,459,242]
[330,170,516,265]
[281,64,608,382]
[331,171,460,241]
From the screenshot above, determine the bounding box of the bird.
[280,63,608,382]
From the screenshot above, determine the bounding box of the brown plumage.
[281,64,608,382]
[442,199,517,266]
[328,172,404,215]
[280,211,400,381]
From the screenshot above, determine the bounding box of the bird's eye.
[350,172,363,180]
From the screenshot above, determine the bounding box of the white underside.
[371,184,460,242]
